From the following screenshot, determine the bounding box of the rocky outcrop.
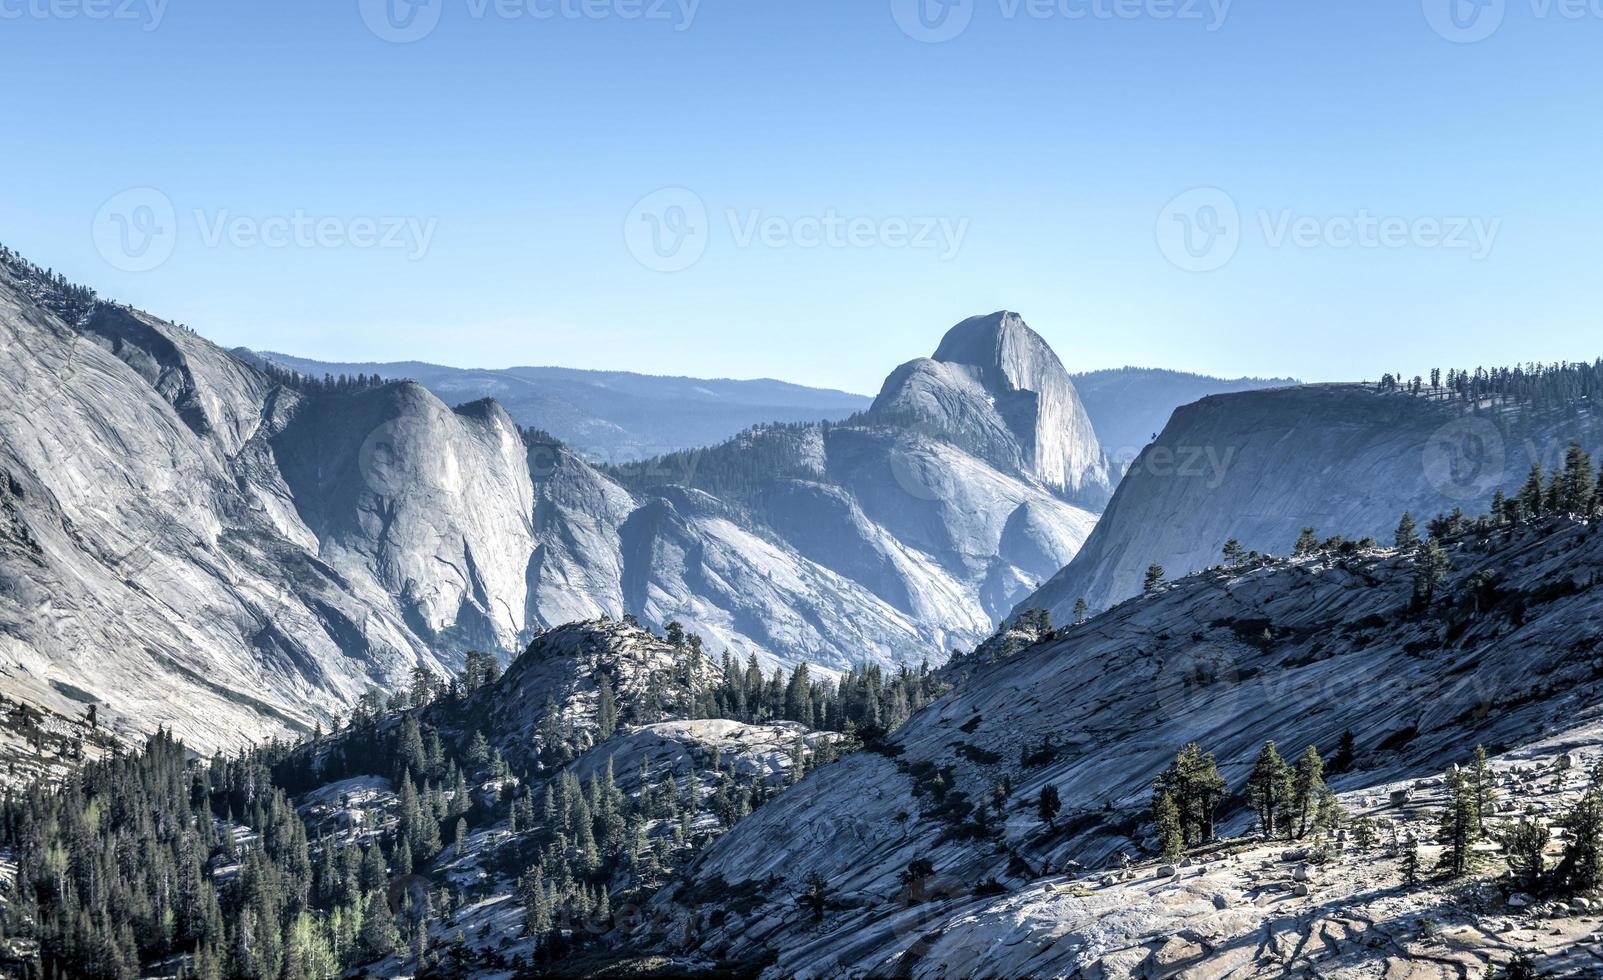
[0,261,459,751]
[870,312,1112,506]
[0,246,1116,749]
[659,518,1603,976]
[1021,383,1603,619]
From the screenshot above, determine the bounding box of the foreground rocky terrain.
[641,514,1603,977]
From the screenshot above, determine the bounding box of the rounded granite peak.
[869,313,1111,505]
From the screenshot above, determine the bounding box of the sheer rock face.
[871,312,1111,507]
[0,251,1107,748]
[273,386,538,652]
[1019,383,1603,621]
[0,266,457,752]
[659,521,1603,977]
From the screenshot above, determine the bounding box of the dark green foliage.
[1395,512,1419,550]
[1152,743,1227,846]
[1294,527,1320,556]
[1412,539,1452,607]
[1557,785,1603,895]
[1247,741,1294,839]
[1435,769,1483,878]
[1401,836,1421,886]
[1153,791,1184,860]
[0,730,370,980]
[1292,745,1326,840]
[1328,730,1358,774]
[1502,818,1549,890]
[1377,360,1603,411]
[797,871,830,921]
[1144,563,1166,593]
[1037,785,1061,827]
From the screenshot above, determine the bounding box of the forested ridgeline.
[0,619,947,979]
[1377,360,1603,412]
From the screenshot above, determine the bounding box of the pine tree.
[520,865,552,937]
[1400,835,1421,886]
[1292,746,1327,840]
[798,871,830,921]
[359,891,399,960]
[1037,784,1061,828]
[1561,442,1596,514]
[1247,741,1294,839]
[1502,818,1549,890]
[1152,743,1227,845]
[1222,538,1246,566]
[1153,790,1184,860]
[1558,785,1603,894]
[1294,527,1319,556]
[1435,770,1482,878]
[1072,598,1089,624]
[1144,564,1166,593]
[1353,817,1378,851]
[1469,746,1497,833]
[1329,729,1357,774]
[1520,463,1546,520]
[596,674,617,741]
[1395,512,1419,550]
[1413,539,1451,606]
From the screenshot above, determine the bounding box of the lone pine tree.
[1247,741,1294,839]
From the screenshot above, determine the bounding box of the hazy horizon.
[4,0,1598,393]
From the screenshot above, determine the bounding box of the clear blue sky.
[1,0,1598,394]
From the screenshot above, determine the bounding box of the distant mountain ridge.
[1069,366,1300,466]
[1019,379,1603,620]
[243,350,871,463]
[0,245,1124,750]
